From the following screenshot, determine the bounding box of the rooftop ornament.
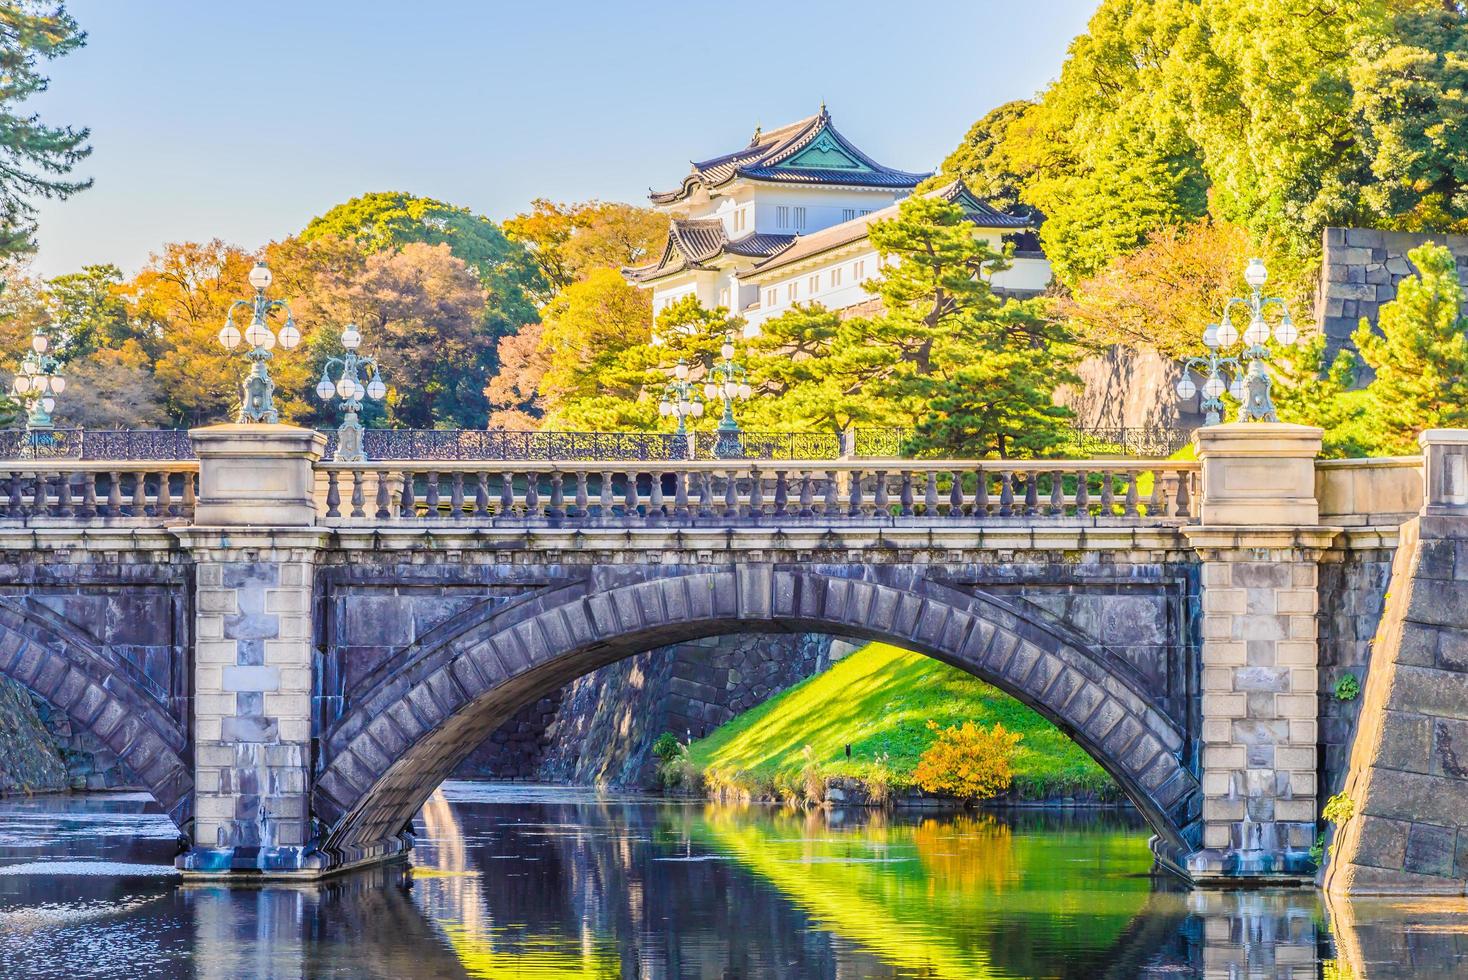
[1175,257,1300,424]
[12,327,65,435]
[314,323,387,462]
[218,261,301,423]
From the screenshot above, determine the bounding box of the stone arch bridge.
[0,421,1455,893]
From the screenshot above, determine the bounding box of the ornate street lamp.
[218,261,301,423]
[702,333,751,457]
[1176,257,1300,424]
[657,359,706,434]
[313,323,387,462]
[12,328,66,434]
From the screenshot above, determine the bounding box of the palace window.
[842,208,857,222]
[733,209,745,233]
[854,259,866,279]
[793,207,807,230]
[765,288,777,307]
[719,287,730,308]
[809,274,819,293]
[787,281,799,302]
[859,209,872,217]
[831,266,843,287]
[776,206,790,229]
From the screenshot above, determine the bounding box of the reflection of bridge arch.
[0,597,191,829]
[314,565,1202,871]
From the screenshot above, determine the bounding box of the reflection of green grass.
[686,806,1152,980]
[688,643,1116,798]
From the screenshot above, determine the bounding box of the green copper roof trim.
[784,133,871,172]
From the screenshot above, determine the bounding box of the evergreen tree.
[1352,243,1468,453]
[0,2,91,257]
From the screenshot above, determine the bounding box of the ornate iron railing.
[1055,426,1192,459]
[315,458,1200,526]
[326,428,695,462]
[692,430,842,460]
[0,429,197,461]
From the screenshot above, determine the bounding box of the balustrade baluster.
[1048,470,1063,516]
[476,472,491,518]
[375,470,392,520]
[502,472,516,516]
[1075,470,1090,517]
[1172,470,1191,518]
[925,472,938,516]
[624,470,639,516]
[80,472,98,519]
[34,473,50,517]
[573,471,588,518]
[56,473,72,517]
[325,471,341,518]
[9,471,23,518]
[773,470,788,517]
[975,470,990,517]
[549,471,565,519]
[723,470,738,517]
[451,472,465,519]
[525,472,541,516]
[949,471,964,518]
[157,470,173,517]
[824,471,840,516]
[874,470,890,517]
[401,470,417,519]
[136,472,151,517]
[184,470,197,519]
[649,471,664,518]
[673,470,689,518]
[899,472,913,517]
[847,471,865,517]
[425,472,441,519]
[600,471,615,516]
[1023,471,1039,516]
[350,470,366,518]
[998,471,1014,518]
[798,470,814,517]
[698,470,713,518]
[1124,470,1140,517]
[1100,471,1115,516]
[1147,469,1166,517]
[748,468,764,517]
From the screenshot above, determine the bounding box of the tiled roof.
[650,108,929,205]
[750,179,1032,276]
[623,220,796,283]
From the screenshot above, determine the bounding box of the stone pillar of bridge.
[175,423,329,876]
[1184,422,1337,880]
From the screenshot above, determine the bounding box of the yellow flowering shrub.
[913,720,1023,800]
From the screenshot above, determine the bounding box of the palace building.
[624,106,1052,334]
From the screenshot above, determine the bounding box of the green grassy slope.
[687,642,1117,799]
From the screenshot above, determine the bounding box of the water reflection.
[1,785,1468,977]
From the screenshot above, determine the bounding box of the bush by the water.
[681,642,1117,802]
[913,720,1022,801]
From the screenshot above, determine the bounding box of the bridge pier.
[175,425,333,876]
[1185,423,1334,880]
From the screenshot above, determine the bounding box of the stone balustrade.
[312,458,1201,525]
[0,461,199,523]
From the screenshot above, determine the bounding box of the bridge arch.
[315,565,1201,871]
[0,596,192,830]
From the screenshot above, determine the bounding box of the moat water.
[0,783,1465,978]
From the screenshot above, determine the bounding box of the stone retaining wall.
[1317,227,1468,357]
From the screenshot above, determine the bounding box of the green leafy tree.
[45,263,140,358]
[0,3,92,256]
[933,100,1039,218]
[302,191,540,344]
[1352,243,1468,452]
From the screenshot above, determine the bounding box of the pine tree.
[0,3,92,256]
[1353,243,1468,453]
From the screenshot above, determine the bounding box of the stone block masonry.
[1317,227,1468,358]
[175,529,330,875]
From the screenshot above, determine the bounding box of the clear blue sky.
[26,0,1094,277]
